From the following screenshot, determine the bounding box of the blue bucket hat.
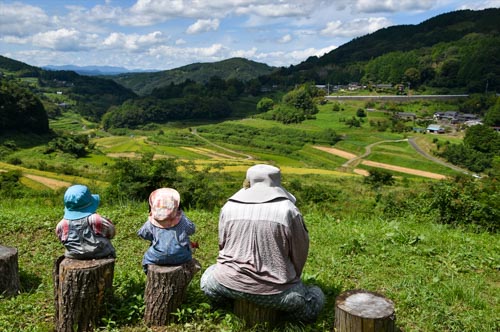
[63,185,100,220]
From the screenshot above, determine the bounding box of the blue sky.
[1,0,499,71]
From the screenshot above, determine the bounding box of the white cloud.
[456,0,500,10]
[186,19,220,34]
[0,2,51,37]
[235,3,306,17]
[321,17,392,38]
[355,0,436,13]
[33,29,98,51]
[149,43,226,62]
[102,31,165,51]
[278,34,292,43]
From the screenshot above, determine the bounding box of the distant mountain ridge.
[111,57,278,95]
[42,65,155,76]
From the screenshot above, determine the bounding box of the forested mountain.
[0,56,136,123]
[0,79,49,134]
[111,57,277,95]
[269,8,500,93]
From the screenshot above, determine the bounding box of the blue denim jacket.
[138,213,195,273]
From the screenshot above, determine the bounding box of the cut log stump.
[53,256,115,332]
[335,289,396,332]
[0,245,20,297]
[144,258,201,326]
[234,298,279,327]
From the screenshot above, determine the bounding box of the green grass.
[0,187,498,331]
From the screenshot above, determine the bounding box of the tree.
[256,97,274,113]
[404,67,421,87]
[356,108,366,117]
[464,124,500,154]
[0,79,49,134]
[483,98,500,126]
[364,169,395,188]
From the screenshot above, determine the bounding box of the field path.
[191,129,254,160]
[360,160,446,179]
[24,174,72,189]
[314,139,448,179]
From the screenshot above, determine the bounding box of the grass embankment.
[0,179,498,331]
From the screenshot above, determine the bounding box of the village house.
[426,124,446,134]
[395,112,416,121]
[433,111,458,121]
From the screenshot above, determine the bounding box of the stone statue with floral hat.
[138,188,196,274]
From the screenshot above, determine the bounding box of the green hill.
[110,57,278,95]
[0,55,137,122]
[270,8,500,93]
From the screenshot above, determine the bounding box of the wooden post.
[334,289,396,332]
[0,245,20,296]
[143,258,201,326]
[234,298,279,327]
[53,256,115,332]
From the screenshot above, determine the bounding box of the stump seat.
[335,289,396,332]
[234,298,280,327]
[143,258,201,326]
[0,245,20,297]
[53,256,115,332]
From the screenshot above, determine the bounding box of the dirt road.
[314,141,448,180]
[24,174,72,189]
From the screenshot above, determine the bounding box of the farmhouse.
[427,124,445,134]
[395,112,416,120]
[433,111,458,121]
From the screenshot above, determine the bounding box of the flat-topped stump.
[144,258,201,326]
[234,298,280,327]
[0,245,20,297]
[335,289,396,332]
[53,256,115,332]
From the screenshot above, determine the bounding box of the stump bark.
[334,289,396,332]
[0,245,20,296]
[143,258,201,326]
[53,256,115,332]
[234,298,279,327]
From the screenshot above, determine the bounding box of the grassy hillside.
[1,92,499,330]
[0,177,498,331]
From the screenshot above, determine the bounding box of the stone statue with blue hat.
[55,184,116,259]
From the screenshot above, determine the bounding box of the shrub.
[428,176,499,232]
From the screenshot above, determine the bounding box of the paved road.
[407,137,469,174]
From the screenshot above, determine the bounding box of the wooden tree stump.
[335,289,396,332]
[234,298,279,327]
[0,245,20,296]
[53,256,115,332]
[143,258,201,326]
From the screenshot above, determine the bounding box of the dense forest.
[0,79,49,134]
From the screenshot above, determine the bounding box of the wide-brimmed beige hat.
[229,164,296,204]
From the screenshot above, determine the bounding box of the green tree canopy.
[0,79,49,134]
